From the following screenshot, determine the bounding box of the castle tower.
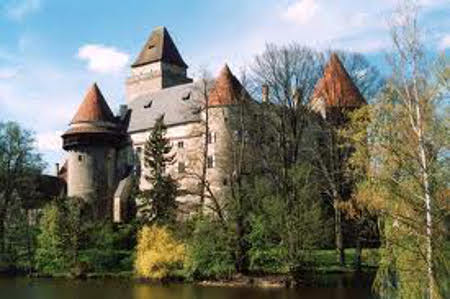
[311,53,366,124]
[126,26,192,103]
[62,83,127,218]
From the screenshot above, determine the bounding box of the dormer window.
[182,91,191,101]
[144,100,153,109]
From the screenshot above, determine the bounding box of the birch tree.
[346,1,450,297]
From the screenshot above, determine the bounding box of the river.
[0,272,375,299]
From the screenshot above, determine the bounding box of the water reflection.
[0,272,375,299]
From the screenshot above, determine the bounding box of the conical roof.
[209,64,247,106]
[71,83,116,124]
[312,53,366,108]
[131,26,188,68]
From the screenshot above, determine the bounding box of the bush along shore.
[1,214,380,288]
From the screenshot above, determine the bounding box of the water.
[0,273,375,299]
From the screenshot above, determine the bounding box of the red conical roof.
[209,64,247,106]
[71,83,116,124]
[312,53,366,108]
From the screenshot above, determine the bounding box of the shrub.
[35,204,66,274]
[135,225,185,279]
[247,215,286,273]
[184,219,235,280]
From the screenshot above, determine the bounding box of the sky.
[1,0,450,174]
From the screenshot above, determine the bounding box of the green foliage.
[81,222,136,272]
[35,197,84,274]
[247,215,286,273]
[184,218,235,280]
[245,166,330,274]
[0,121,43,258]
[140,115,178,225]
[35,203,66,274]
[2,197,38,271]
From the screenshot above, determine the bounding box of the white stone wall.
[130,106,232,214]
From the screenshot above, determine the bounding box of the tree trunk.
[334,203,345,266]
[0,208,6,256]
[235,213,248,274]
[354,234,362,271]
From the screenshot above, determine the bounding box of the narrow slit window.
[178,162,185,173]
[207,155,214,169]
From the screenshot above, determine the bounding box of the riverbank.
[1,248,379,288]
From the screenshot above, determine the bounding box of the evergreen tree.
[140,115,178,225]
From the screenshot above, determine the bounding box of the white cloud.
[4,0,41,20]
[282,0,319,25]
[439,35,450,49]
[77,44,129,74]
[36,131,63,151]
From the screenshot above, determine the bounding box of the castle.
[58,27,365,222]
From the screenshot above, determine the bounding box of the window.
[207,132,216,144]
[207,155,214,169]
[178,162,185,173]
[78,155,83,162]
[178,141,184,149]
[223,178,228,186]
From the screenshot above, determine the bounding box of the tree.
[140,115,178,225]
[0,122,43,260]
[35,197,84,274]
[250,45,336,272]
[347,2,450,297]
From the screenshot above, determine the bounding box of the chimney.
[55,163,60,176]
[119,104,128,117]
[293,88,302,107]
[262,84,269,103]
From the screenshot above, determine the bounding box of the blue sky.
[1,0,450,174]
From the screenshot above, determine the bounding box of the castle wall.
[126,62,192,103]
[130,106,232,216]
[67,145,117,206]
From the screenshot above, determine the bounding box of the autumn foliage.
[135,225,185,279]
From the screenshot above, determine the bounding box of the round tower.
[62,83,126,218]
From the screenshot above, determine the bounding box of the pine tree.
[140,115,178,225]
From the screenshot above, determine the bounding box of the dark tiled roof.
[127,65,249,132]
[71,83,116,124]
[312,53,366,108]
[131,27,188,68]
[127,82,203,132]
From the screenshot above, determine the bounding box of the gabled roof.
[209,64,247,106]
[131,26,188,68]
[71,83,116,124]
[312,53,366,108]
